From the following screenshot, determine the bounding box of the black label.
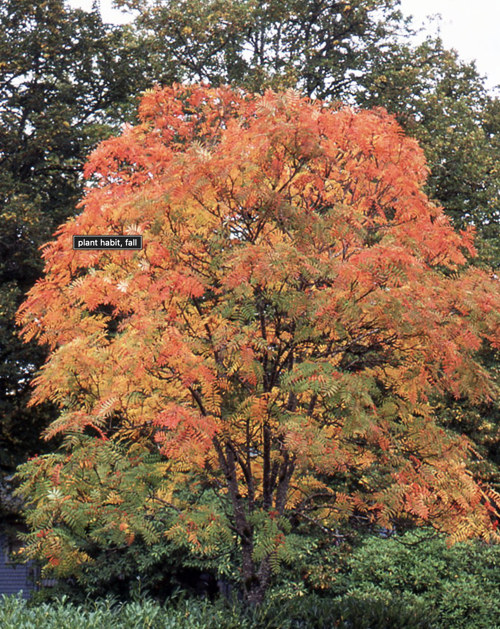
[73,236,143,250]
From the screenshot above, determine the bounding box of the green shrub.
[0,593,435,629]
[334,529,500,629]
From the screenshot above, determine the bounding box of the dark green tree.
[117,0,407,97]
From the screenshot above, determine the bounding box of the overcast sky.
[69,0,500,91]
[399,0,499,90]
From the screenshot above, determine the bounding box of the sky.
[68,0,500,91]
[398,0,500,90]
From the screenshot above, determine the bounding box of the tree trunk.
[241,545,271,605]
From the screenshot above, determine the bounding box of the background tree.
[115,0,407,97]
[16,85,500,604]
[0,0,153,493]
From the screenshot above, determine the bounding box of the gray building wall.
[0,533,37,598]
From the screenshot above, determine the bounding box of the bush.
[0,592,435,629]
[334,529,500,629]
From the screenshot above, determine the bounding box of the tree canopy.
[16,85,500,603]
[115,0,406,98]
[357,36,500,268]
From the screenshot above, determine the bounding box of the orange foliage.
[17,85,500,590]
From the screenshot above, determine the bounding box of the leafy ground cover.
[0,593,434,629]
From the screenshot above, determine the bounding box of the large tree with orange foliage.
[16,85,500,604]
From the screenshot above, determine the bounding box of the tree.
[116,0,406,97]
[0,0,153,484]
[16,85,500,604]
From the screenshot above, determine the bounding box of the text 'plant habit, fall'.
[17,85,500,604]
